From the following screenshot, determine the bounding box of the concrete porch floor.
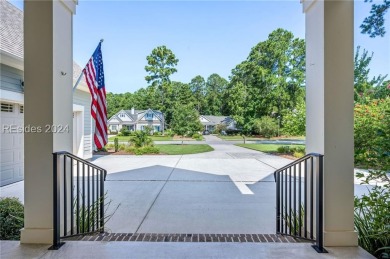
[0,240,374,259]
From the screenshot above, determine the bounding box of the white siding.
[0,64,24,93]
[73,89,92,159]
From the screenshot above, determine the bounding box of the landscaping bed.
[95,144,213,156]
[218,135,305,141]
[236,144,305,159]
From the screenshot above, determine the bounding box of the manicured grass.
[218,135,305,141]
[108,135,173,141]
[157,144,214,155]
[236,144,305,153]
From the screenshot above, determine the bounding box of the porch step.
[64,233,310,243]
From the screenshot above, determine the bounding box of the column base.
[324,230,358,246]
[20,228,53,244]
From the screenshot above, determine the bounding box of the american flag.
[83,42,107,149]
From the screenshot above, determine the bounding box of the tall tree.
[204,73,228,115]
[361,0,390,37]
[144,46,179,111]
[189,75,206,113]
[354,46,387,101]
[226,28,305,130]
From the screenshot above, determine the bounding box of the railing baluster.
[293,164,297,236]
[70,157,74,235]
[280,170,284,233]
[82,163,85,233]
[288,167,292,235]
[63,155,67,237]
[87,166,90,233]
[96,169,100,229]
[298,161,302,237]
[310,156,314,240]
[276,171,280,233]
[304,159,308,238]
[284,169,288,234]
[100,170,105,233]
[92,168,95,232]
[76,161,80,234]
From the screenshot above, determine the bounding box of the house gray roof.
[73,61,85,85]
[202,115,230,125]
[108,109,164,123]
[0,0,23,59]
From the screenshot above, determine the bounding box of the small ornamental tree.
[354,97,390,168]
[282,101,306,136]
[171,104,203,143]
[251,116,278,139]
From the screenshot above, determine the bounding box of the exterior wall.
[136,122,162,132]
[0,64,24,93]
[73,89,92,159]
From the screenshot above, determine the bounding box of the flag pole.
[72,39,104,93]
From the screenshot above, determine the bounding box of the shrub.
[192,133,202,141]
[165,129,175,137]
[126,146,160,155]
[129,130,153,148]
[252,116,278,138]
[106,143,114,149]
[354,98,390,169]
[0,197,24,240]
[214,124,227,134]
[293,151,305,158]
[354,98,390,258]
[119,144,126,151]
[282,101,306,136]
[119,127,130,136]
[277,146,291,153]
[354,170,390,258]
[114,138,119,152]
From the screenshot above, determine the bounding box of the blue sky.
[10,1,390,94]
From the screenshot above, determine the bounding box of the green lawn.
[236,143,305,153]
[218,135,305,141]
[157,144,214,155]
[108,135,173,141]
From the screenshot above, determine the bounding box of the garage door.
[0,102,24,186]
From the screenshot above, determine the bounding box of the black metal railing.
[274,153,327,253]
[49,151,107,250]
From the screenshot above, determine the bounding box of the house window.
[141,126,144,130]
[20,105,24,113]
[145,112,153,120]
[1,103,13,112]
[119,113,125,118]
[112,125,117,131]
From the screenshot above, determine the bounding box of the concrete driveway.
[0,137,371,236]
[91,138,292,234]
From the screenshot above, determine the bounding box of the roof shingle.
[0,0,23,58]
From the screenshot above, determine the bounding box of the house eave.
[0,50,24,70]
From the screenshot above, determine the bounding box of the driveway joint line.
[254,158,278,170]
[134,155,183,234]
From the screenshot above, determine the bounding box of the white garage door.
[0,102,24,186]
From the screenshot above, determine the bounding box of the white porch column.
[21,0,77,244]
[303,0,358,246]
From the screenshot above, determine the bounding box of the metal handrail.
[53,151,107,178]
[49,151,107,250]
[274,153,327,253]
[274,153,323,175]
